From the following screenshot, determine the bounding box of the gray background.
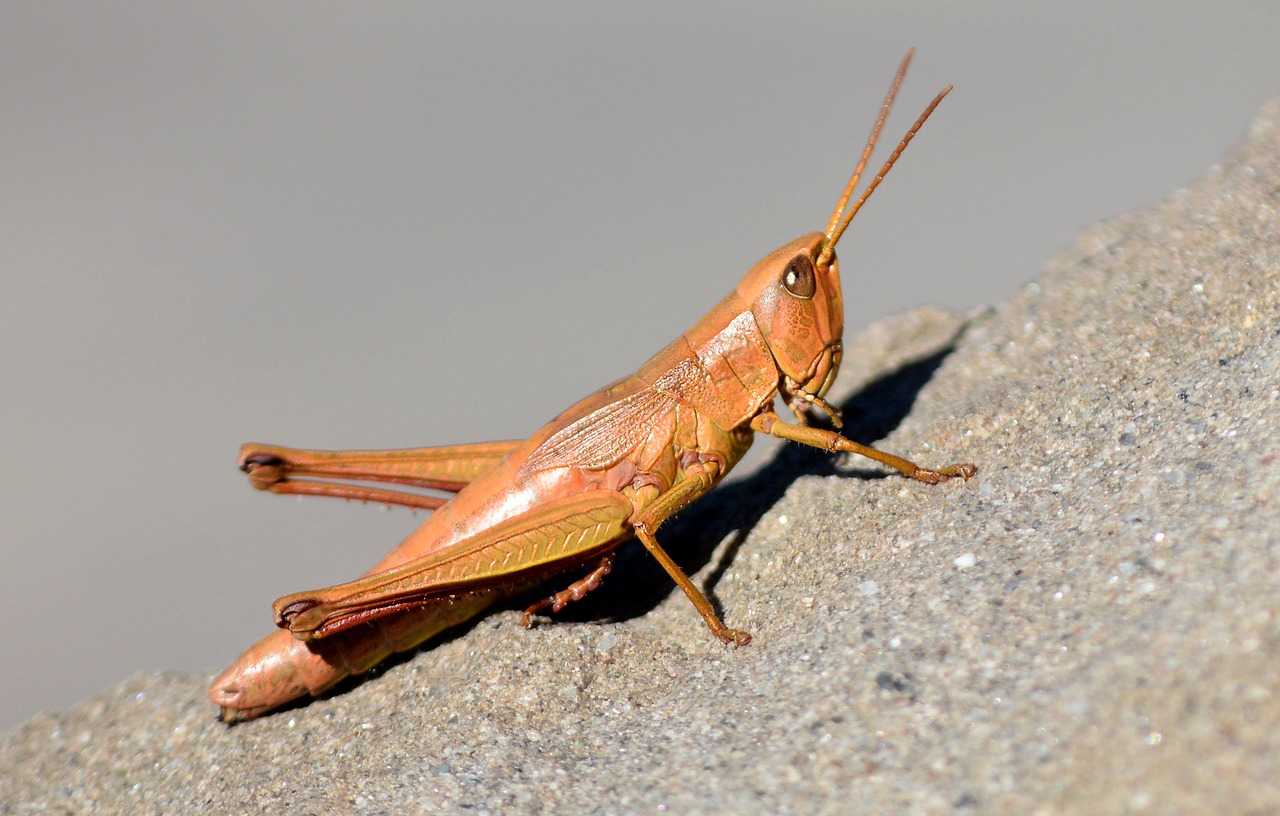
[2,2,1278,731]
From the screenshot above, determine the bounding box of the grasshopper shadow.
[534,333,967,629]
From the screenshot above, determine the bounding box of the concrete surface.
[2,96,1278,815]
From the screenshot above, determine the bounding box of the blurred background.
[3,2,1280,730]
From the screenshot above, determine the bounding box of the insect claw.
[942,462,978,479]
[723,629,752,647]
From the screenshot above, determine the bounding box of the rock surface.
[4,100,1279,815]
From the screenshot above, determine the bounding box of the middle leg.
[520,552,617,628]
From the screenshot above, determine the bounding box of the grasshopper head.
[738,233,844,404]
[743,49,949,416]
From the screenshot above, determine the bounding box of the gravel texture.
[4,99,1279,816]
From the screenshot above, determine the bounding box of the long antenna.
[817,55,951,269]
[823,48,915,240]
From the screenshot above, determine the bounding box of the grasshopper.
[210,50,975,722]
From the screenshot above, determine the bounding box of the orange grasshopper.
[210,50,975,722]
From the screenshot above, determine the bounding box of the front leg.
[750,411,976,484]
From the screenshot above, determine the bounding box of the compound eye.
[782,254,816,299]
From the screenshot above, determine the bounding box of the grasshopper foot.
[910,461,978,485]
[711,624,752,647]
